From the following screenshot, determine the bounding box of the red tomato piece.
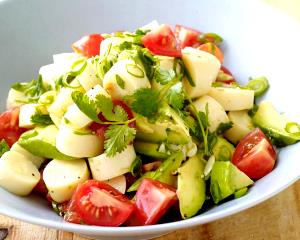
[175,25,201,48]
[33,168,48,197]
[72,34,104,58]
[65,180,134,226]
[0,108,26,146]
[142,24,181,57]
[134,178,178,225]
[232,128,277,179]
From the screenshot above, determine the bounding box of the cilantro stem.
[186,93,209,156]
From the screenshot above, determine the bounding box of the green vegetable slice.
[246,76,269,97]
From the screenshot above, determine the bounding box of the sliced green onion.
[126,64,145,78]
[61,74,81,89]
[199,32,223,44]
[70,58,87,76]
[285,122,300,135]
[246,76,269,97]
[130,156,142,177]
[115,74,125,89]
[38,91,56,105]
[181,62,195,87]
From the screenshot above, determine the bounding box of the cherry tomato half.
[134,178,178,225]
[0,108,26,146]
[175,25,200,48]
[232,128,277,179]
[65,180,134,226]
[142,24,181,57]
[72,34,104,58]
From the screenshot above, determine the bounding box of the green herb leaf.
[12,75,51,103]
[31,111,53,126]
[95,95,128,122]
[104,125,136,157]
[130,88,160,118]
[166,83,185,110]
[71,91,100,123]
[153,68,176,85]
[116,74,125,89]
[0,140,10,157]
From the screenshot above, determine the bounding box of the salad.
[0,20,300,227]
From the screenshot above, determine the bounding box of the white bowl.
[0,0,300,239]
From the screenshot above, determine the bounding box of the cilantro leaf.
[153,68,176,85]
[0,139,10,157]
[166,83,185,110]
[130,88,160,118]
[95,95,128,122]
[31,111,53,126]
[12,75,51,103]
[71,91,100,123]
[104,125,136,157]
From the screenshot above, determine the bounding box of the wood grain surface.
[0,180,299,240]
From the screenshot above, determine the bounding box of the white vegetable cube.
[139,20,159,31]
[43,159,90,203]
[6,88,27,109]
[19,104,48,129]
[88,145,136,181]
[56,123,103,158]
[75,59,101,91]
[191,95,229,132]
[11,143,45,168]
[103,175,127,194]
[182,47,221,98]
[208,87,254,111]
[39,63,64,89]
[53,52,84,72]
[0,151,40,196]
[224,110,254,144]
[48,87,78,127]
[99,37,125,57]
[64,85,109,129]
[103,59,150,99]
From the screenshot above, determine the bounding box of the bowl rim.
[1,0,300,237]
[0,175,299,236]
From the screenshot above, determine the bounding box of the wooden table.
[0,180,299,240]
